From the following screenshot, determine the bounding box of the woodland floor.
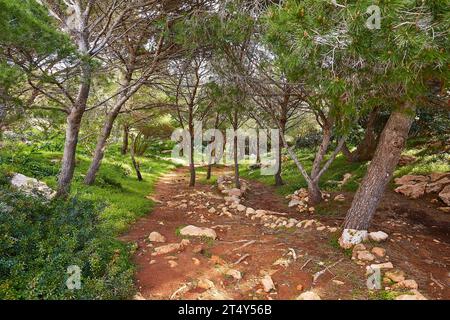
[121,167,450,300]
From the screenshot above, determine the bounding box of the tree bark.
[56,61,91,198]
[130,135,143,181]
[84,111,119,185]
[121,124,129,155]
[189,121,196,187]
[343,102,416,230]
[307,181,322,205]
[233,132,241,189]
[274,126,285,186]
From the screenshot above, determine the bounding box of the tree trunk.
[233,133,241,189]
[256,128,261,164]
[274,131,284,186]
[84,111,120,185]
[308,181,322,205]
[206,164,212,180]
[130,136,143,181]
[343,102,416,231]
[56,107,85,198]
[56,32,92,198]
[121,125,129,155]
[189,124,196,187]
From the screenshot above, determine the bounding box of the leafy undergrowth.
[241,140,450,197]
[0,143,176,299]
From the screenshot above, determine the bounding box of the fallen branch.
[430,273,444,290]
[232,240,256,252]
[300,258,312,270]
[312,258,344,285]
[233,254,250,265]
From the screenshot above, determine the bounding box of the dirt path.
[121,167,449,300]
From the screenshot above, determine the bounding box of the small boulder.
[384,270,406,283]
[10,173,56,200]
[339,229,369,249]
[439,185,450,206]
[261,275,275,292]
[179,225,217,239]
[395,182,427,199]
[148,231,166,243]
[369,231,389,242]
[357,251,375,262]
[394,175,429,185]
[426,177,450,194]
[246,207,256,215]
[208,208,217,214]
[236,204,246,212]
[393,279,418,290]
[288,199,302,208]
[371,247,386,257]
[226,269,242,280]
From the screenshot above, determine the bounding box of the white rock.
[339,229,368,249]
[296,291,321,300]
[288,199,301,208]
[148,231,166,243]
[226,269,242,280]
[179,225,217,239]
[261,275,275,292]
[246,207,255,215]
[237,204,246,212]
[208,207,217,214]
[369,231,389,242]
[10,173,56,200]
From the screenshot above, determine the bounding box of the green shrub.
[0,185,134,300]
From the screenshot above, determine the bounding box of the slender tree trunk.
[121,125,129,155]
[311,124,332,179]
[189,122,195,187]
[233,112,240,189]
[343,102,416,231]
[84,111,119,185]
[56,61,91,198]
[57,107,85,197]
[274,125,285,186]
[130,135,143,181]
[256,128,261,164]
[233,132,241,189]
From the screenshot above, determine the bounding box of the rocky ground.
[121,167,450,300]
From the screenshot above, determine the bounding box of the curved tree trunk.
[343,102,416,232]
[84,111,120,185]
[130,136,143,182]
[56,61,91,198]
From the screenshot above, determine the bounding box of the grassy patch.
[0,142,176,299]
[241,142,449,197]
